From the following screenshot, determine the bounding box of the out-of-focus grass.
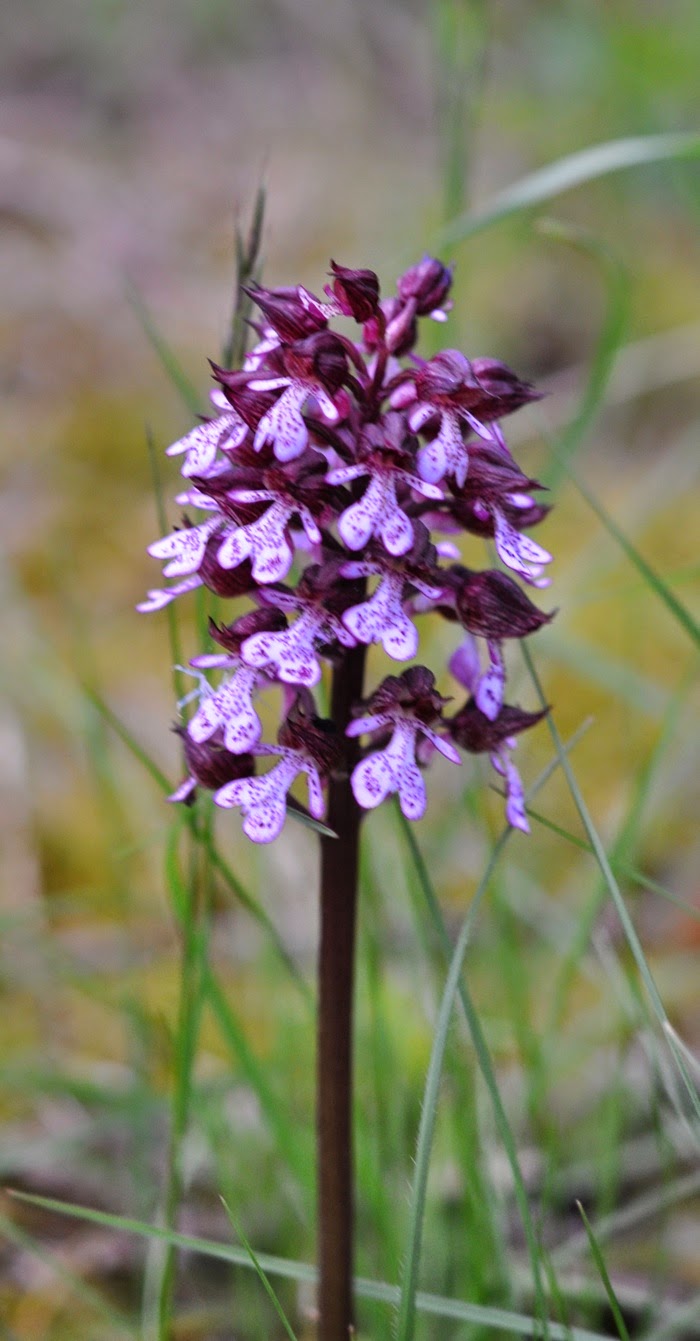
[1,1,700,1337]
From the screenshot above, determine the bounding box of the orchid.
[142,255,554,839]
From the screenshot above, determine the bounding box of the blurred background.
[1,1,699,1337]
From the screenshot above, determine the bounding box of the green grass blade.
[393,823,551,1341]
[221,1197,298,1341]
[554,1168,700,1271]
[203,968,312,1193]
[439,132,700,245]
[575,1202,631,1341]
[394,724,590,1340]
[126,282,202,417]
[535,219,629,487]
[7,1193,618,1341]
[223,184,266,369]
[523,647,700,1131]
[555,462,700,648]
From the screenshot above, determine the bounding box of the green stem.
[317,645,366,1340]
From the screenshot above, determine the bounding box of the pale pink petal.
[408,402,437,432]
[475,642,505,721]
[255,384,309,461]
[227,489,275,504]
[243,618,322,687]
[188,694,222,743]
[351,752,395,810]
[305,766,325,820]
[311,385,340,422]
[149,519,219,577]
[249,506,294,583]
[417,435,447,485]
[219,668,262,753]
[380,503,413,556]
[493,752,529,833]
[419,725,462,764]
[190,652,233,669]
[345,713,393,737]
[399,472,444,501]
[326,463,367,486]
[337,477,384,551]
[493,509,552,583]
[168,777,197,804]
[449,636,480,693]
[397,761,426,821]
[216,759,299,843]
[136,574,203,612]
[300,508,322,546]
[249,376,290,392]
[217,526,253,571]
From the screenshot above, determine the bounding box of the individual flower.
[243,563,357,686]
[249,331,348,461]
[329,414,443,556]
[185,609,287,754]
[348,667,461,819]
[214,692,341,843]
[445,692,548,834]
[213,453,333,583]
[429,445,553,586]
[340,525,444,661]
[164,400,248,478]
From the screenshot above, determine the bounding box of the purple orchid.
[142,255,555,841]
[348,668,461,820]
[329,414,443,556]
[214,693,341,843]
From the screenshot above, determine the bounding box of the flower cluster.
[141,257,553,841]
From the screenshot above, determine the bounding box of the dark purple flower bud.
[210,365,280,432]
[209,607,288,654]
[246,284,328,342]
[282,331,348,396]
[446,699,548,754]
[329,260,380,322]
[415,350,485,405]
[170,726,255,803]
[470,358,543,419]
[447,566,554,639]
[358,665,450,726]
[397,256,453,315]
[277,690,343,777]
[198,536,258,599]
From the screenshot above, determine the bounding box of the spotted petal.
[342,576,417,661]
[243,613,322,686]
[148,519,219,577]
[493,509,552,586]
[254,383,309,462]
[188,665,261,754]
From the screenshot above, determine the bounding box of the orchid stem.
[317,644,366,1341]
